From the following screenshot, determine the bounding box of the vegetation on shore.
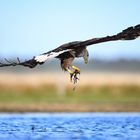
[0,85,140,112]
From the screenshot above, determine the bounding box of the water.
[0,113,140,140]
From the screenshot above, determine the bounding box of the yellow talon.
[66,66,80,83]
[72,66,80,73]
[67,68,74,74]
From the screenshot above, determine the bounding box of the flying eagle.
[0,24,140,83]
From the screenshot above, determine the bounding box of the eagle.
[0,24,140,83]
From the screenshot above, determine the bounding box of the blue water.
[0,113,140,140]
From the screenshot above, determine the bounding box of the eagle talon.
[70,69,80,84]
[72,66,80,74]
[70,73,73,82]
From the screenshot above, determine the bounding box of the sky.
[0,0,140,61]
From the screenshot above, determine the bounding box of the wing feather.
[80,24,140,46]
[34,49,71,63]
[0,49,71,68]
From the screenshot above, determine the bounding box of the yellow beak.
[84,57,88,64]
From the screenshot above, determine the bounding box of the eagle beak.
[83,50,89,64]
[84,58,88,64]
[84,56,88,64]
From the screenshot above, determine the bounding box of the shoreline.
[0,103,140,113]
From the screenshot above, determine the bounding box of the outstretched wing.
[0,24,139,68]
[80,24,140,47]
[0,49,71,68]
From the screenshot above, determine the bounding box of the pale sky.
[0,0,140,60]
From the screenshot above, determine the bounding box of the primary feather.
[35,49,71,63]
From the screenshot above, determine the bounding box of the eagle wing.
[80,24,140,47]
[0,24,139,68]
[0,49,71,68]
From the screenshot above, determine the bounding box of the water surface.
[0,113,140,140]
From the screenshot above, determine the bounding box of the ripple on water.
[0,113,140,140]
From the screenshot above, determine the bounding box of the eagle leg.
[70,65,80,84]
[66,68,75,81]
[72,66,80,73]
[66,65,80,84]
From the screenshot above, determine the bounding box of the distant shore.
[0,103,140,112]
[0,72,140,112]
[0,72,140,87]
